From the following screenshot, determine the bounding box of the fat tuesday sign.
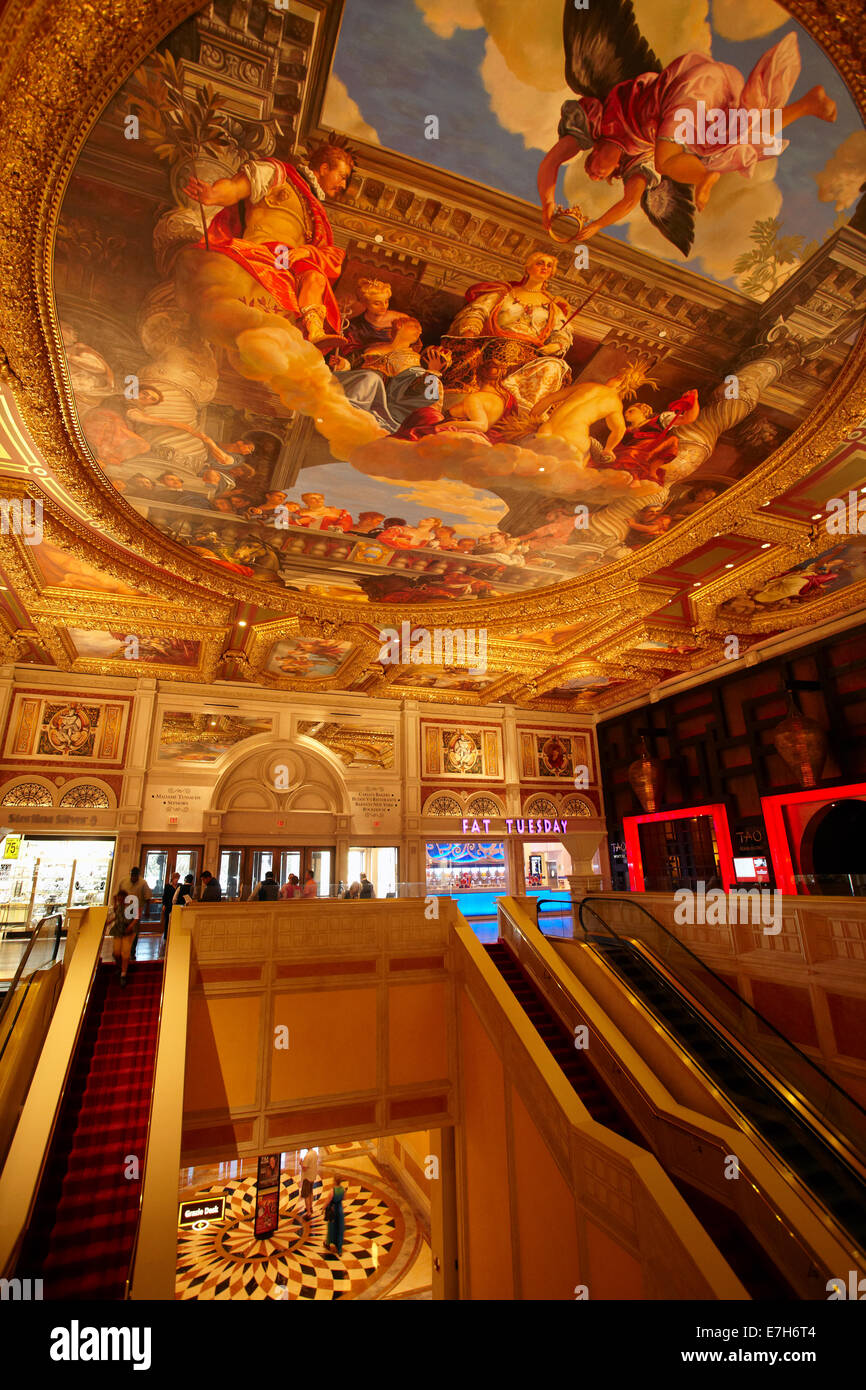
[460,817,569,835]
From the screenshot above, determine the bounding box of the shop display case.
[0,837,113,935]
[425,841,507,894]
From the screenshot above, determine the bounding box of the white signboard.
[349,785,402,834]
[144,785,210,831]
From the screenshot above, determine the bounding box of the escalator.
[484,940,794,1299]
[572,897,866,1255]
[16,960,162,1299]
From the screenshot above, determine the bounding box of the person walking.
[162,871,180,938]
[324,1179,346,1256]
[280,873,300,899]
[117,866,152,959]
[107,887,138,989]
[173,873,195,907]
[359,874,375,899]
[299,1146,319,1219]
[255,871,279,901]
[200,870,222,901]
[302,869,318,898]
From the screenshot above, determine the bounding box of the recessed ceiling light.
[762,500,772,506]
[374,234,384,243]
[761,542,771,549]
[724,563,734,569]
[538,467,545,473]
[238,620,247,627]
[811,513,822,520]
[692,581,701,587]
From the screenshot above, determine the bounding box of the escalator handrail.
[575,894,866,1129]
[0,913,63,1049]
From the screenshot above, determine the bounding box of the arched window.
[465,794,503,817]
[524,795,559,819]
[59,783,111,809]
[1,782,52,807]
[562,796,593,818]
[425,795,463,816]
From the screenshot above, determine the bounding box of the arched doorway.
[800,800,866,896]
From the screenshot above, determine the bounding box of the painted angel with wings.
[538,0,836,255]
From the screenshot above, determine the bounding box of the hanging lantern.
[771,694,828,789]
[628,736,665,812]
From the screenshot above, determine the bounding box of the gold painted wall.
[388,981,449,1086]
[180,898,457,1161]
[270,988,378,1100]
[459,994,515,1300]
[509,1085,582,1300]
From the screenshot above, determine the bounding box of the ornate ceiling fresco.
[0,0,865,714]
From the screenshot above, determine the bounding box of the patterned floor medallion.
[176,1171,406,1300]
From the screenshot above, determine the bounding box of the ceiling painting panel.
[0,0,864,714]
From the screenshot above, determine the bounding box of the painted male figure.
[179,134,355,348]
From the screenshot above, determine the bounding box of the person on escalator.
[106,887,139,989]
[117,865,152,959]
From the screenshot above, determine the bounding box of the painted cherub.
[531,358,656,462]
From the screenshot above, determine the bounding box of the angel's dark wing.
[641,178,696,257]
[563,0,661,100]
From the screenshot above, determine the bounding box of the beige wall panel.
[388,981,449,1086]
[270,986,378,1101]
[584,1216,645,1300]
[509,1084,581,1300]
[184,994,262,1112]
[460,991,514,1299]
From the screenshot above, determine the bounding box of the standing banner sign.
[254,1153,282,1238]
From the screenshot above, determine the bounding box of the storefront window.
[0,836,114,931]
[425,841,506,894]
[523,841,572,892]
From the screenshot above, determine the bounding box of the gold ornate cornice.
[0,0,864,648]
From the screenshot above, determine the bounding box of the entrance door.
[801,801,866,896]
[219,847,336,900]
[141,845,202,921]
[347,846,399,898]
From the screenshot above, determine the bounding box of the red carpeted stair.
[18,959,163,1300]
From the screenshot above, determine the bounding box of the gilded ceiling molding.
[0,0,864,638]
[31,612,223,683]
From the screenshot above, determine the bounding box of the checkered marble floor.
[176,1171,405,1300]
